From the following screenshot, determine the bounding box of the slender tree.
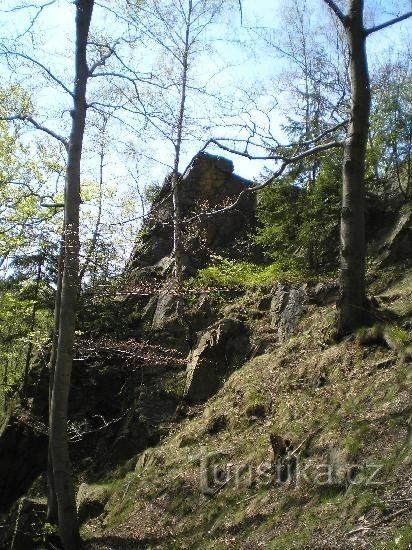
[322,0,412,335]
[128,0,228,280]
[49,1,94,547]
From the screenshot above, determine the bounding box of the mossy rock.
[76,483,111,524]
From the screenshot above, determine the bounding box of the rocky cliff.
[0,156,411,549]
[128,151,258,277]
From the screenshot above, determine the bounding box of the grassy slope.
[85,269,412,549]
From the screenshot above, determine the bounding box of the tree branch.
[2,115,68,148]
[322,0,347,24]
[184,139,344,221]
[1,49,73,97]
[274,120,348,149]
[365,12,412,36]
[88,42,118,76]
[201,136,343,163]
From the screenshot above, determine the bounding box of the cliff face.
[128,151,258,276]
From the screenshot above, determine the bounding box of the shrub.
[255,153,342,274]
[192,258,307,289]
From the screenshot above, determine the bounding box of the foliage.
[0,86,60,409]
[192,258,308,289]
[255,152,342,273]
[0,280,53,408]
[0,87,63,266]
[367,58,412,200]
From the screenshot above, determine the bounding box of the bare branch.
[88,42,118,76]
[2,114,68,148]
[365,12,412,36]
[274,120,348,149]
[202,138,279,160]
[322,0,347,24]
[184,139,344,221]
[238,0,243,26]
[1,49,73,97]
[11,1,57,38]
[201,135,344,162]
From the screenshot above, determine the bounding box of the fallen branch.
[346,506,411,537]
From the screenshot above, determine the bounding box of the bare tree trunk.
[323,0,411,335]
[336,0,370,335]
[172,0,192,281]
[50,1,94,548]
[47,235,64,524]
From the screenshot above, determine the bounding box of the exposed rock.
[375,210,412,266]
[184,318,250,403]
[152,291,179,330]
[186,293,216,333]
[140,295,158,326]
[128,151,258,275]
[245,403,266,419]
[258,295,272,311]
[250,336,275,358]
[205,414,228,435]
[149,291,190,351]
[0,414,47,514]
[109,410,151,463]
[309,282,339,306]
[373,358,395,370]
[135,447,165,472]
[76,482,111,524]
[270,284,308,341]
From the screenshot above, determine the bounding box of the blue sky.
[0,0,411,185]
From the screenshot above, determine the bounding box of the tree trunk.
[50,1,94,548]
[47,235,64,524]
[172,0,192,281]
[336,0,370,335]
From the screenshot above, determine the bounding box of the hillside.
[1,260,411,549]
[81,266,411,549]
[1,155,411,549]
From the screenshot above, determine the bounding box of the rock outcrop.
[375,210,411,266]
[129,151,258,276]
[76,483,111,524]
[184,318,250,402]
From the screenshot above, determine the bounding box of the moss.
[268,527,312,549]
[347,491,386,520]
[159,371,186,400]
[94,295,411,548]
[385,326,412,347]
[377,523,412,550]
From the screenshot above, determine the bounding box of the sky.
[0,0,411,218]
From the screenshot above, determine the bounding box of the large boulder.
[152,291,179,330]
[184,318,250,402]
[376,210,411,266]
